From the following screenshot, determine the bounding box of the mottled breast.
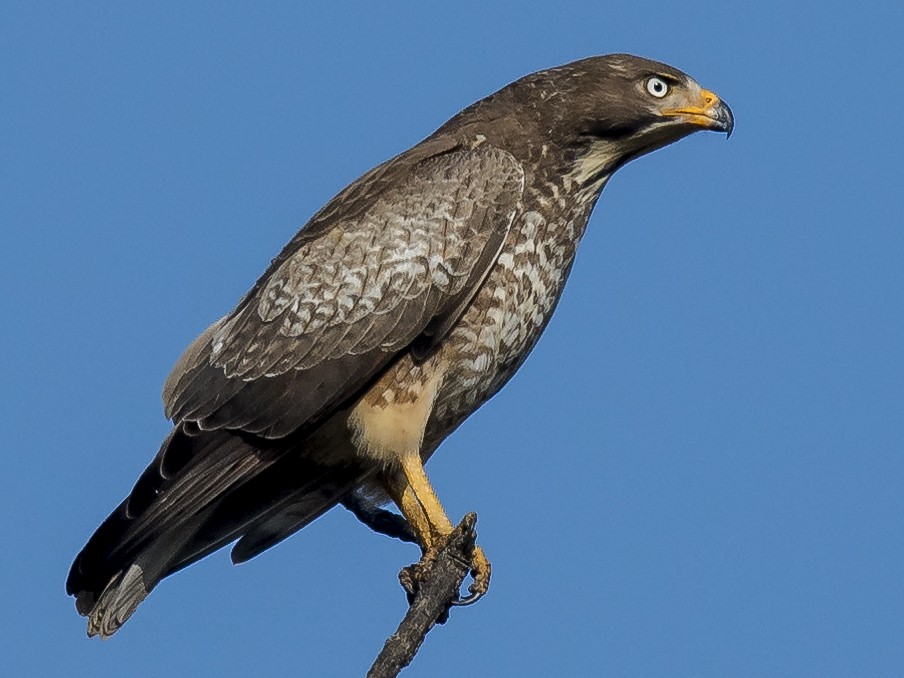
[350,167,603,462]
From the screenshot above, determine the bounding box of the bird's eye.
[646,77,669,98]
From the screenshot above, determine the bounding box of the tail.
[66,424,365,638]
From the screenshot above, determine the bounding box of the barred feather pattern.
[209,148,523,380]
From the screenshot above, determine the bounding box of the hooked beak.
[662,88,734,139]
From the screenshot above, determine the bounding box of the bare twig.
[367,514,478,678]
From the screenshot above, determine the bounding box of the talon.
[452,545,491,606]
[399,549,438,601]
[451,588,483,606]
[398,565,418,600]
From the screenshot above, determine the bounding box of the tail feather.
[67,424,366,637]
[87,563,148,638]
[167,456,367,575]
[85,532,188,639]
[231,473,359,564]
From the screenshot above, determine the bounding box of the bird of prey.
[67,53,733,638]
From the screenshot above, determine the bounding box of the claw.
[396,514,491,613]
[450,587,484,606]
[451,546,490,606]
[399,555,435,603]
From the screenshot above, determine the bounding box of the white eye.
[646,77,669,98]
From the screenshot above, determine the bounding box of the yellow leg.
[398,452,454,539]
[389,452,491,601]
[397,484,436,551]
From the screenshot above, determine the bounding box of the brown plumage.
[67,53,733,637]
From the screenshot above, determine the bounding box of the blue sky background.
[3,2,903,676]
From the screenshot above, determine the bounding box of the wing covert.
[163,144,524,437]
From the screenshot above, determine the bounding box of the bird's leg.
[341,494,417,544]
[388,452,491,604]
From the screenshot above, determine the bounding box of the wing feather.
[163,144,525,438]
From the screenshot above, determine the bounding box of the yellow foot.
[453,544,491,606]
[398,540,492,607]
[398,549,438,601]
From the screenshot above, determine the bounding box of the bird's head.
[555,54,733,138]
[457,54,733,191]
[549,54,732,183]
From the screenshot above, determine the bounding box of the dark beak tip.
[719,100,734,139]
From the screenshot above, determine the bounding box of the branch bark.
[367,513,478,678]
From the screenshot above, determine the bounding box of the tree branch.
[367,513,478,678]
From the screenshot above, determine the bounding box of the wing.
[163,144,525,437]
